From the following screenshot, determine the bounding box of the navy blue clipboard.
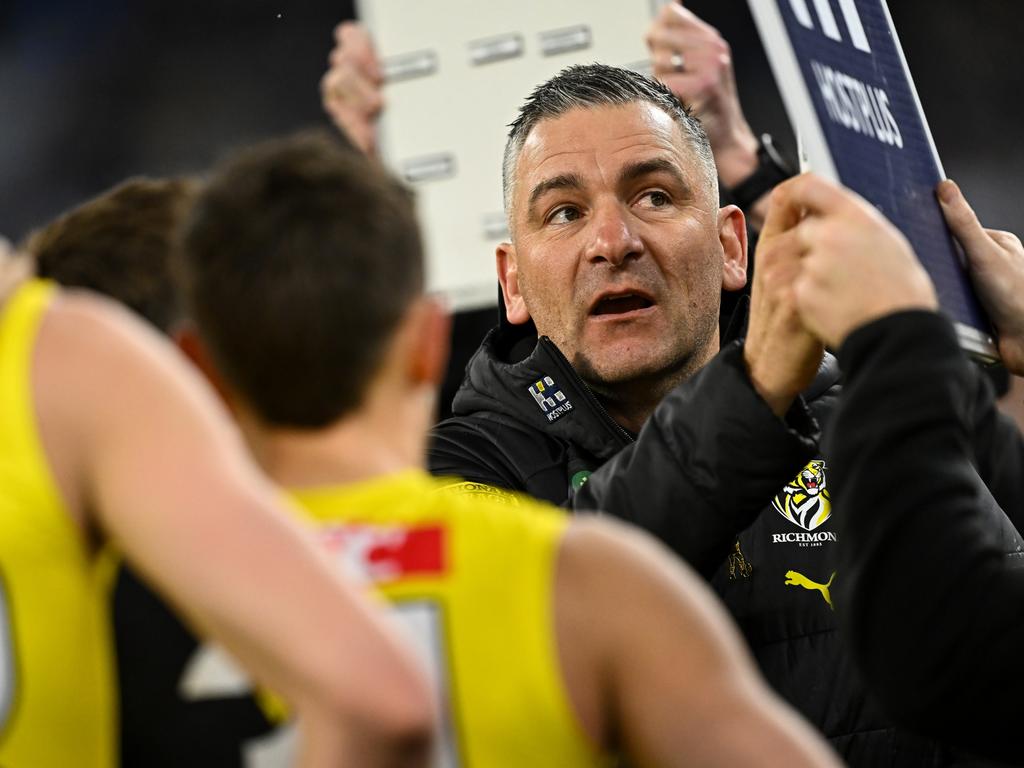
[749,0,997,361]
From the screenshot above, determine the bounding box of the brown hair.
[25,177,198,333]
[179,131,424,428]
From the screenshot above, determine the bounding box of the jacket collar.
[452,319,633,462]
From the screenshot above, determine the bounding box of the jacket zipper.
[540,336,634,447]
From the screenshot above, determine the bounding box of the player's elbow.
[303,649,435,766]
[359,675,435,765]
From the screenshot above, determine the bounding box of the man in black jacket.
[426,65,1024,766]
[785,173,1024,763]
[430,63,827,572]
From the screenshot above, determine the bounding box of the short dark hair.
[25,177,198,333]
[502,63,716,215]
[180,131,424,428]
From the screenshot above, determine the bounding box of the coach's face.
[498,102,746,389]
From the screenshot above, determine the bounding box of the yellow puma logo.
[784,570,835,609]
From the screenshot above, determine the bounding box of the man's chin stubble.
[573,344,702,402]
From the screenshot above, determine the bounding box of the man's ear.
[173,325,235,408]
[718,204,748,292]
[496,241,530,325]
[406,296,452,389]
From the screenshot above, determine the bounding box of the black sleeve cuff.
[837,309,961,380]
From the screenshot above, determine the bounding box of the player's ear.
[497,242,530,324]
[406,295,451,388]
[174,324,234,407]
[718,204,748,292]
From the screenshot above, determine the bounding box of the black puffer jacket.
[831,311,1024,764]
[428,317,1020,767]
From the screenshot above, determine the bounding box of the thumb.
[937,179,990,255]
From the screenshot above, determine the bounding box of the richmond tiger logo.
[772,459,831,531]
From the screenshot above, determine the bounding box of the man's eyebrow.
[527,173,585,214]
[619,158,694,198]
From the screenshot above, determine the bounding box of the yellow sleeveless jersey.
[0,280,115,767]
[289,471,606,767]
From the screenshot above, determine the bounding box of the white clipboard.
[357,0,669,311]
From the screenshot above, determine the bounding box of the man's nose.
[585,202,643,267]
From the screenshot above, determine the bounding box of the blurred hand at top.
[647,3,760,194]
[321,21,385,157]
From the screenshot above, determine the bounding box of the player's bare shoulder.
[552,515,741,753]
[557,515,732,625]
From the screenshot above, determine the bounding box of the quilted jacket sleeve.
[573,341,819,576]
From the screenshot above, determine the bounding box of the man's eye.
[640,190,671,208]
[548,206,581,224]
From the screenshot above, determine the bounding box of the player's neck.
[241,384,434,490]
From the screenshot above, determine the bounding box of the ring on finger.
[670,50,685,73]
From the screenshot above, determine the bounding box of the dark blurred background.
[4,0,1021,241]
[2,0,1021,409]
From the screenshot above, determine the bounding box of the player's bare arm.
[555,516,840,767]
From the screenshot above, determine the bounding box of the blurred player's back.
[289,473,597,767]
[0,278,115,767]
[137,474,599,766]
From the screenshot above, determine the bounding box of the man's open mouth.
[590,293,655,316]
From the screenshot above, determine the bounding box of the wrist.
[752,381,797,418]
[714,126,759,188]
[744,349,798,418]
[723,133,796,214]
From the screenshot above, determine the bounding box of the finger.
[320,62,384,116]
[655,2,692,31]
[327,43,382,87]
[335,20,361,45]
[651,44,715,75]
[320,64,354,104]
[337,22,383,84]
[660,2,712,33]
[936,179,991,255]
[646,5,710,54]
[652,71,706,101]
[792,270,829,340]
[792,215,824,255]
[777,172,861,219]
[759,176,809,240]
[756,227,808,278]
[759,255,803,301]
[647,26,691,53]
[986,229,1023,251]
